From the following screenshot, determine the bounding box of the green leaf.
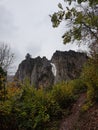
[58,3,63,10]
[63,32,72,44]
[65,11,72,19]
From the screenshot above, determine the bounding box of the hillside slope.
[59,93,98,130]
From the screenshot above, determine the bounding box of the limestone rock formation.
[30,56,54,89]
[51,50,88,84]
[15,55,54,89]
[15,50,88,88]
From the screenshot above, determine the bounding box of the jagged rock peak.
[15,55,54,89]
[52,50,87,58]
[15,50,88,89]
[51,50,88,83]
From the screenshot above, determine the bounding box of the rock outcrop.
[15,50,88,88]
[15,56,54,89]
[51,50,88,84]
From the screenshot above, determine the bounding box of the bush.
[52,82,75,109]
[69,79,87,95]
[0,78,87,130]
[0,81,62,130]
[81,56,98,102]
[81,101,93,113]
[0,66,7,101]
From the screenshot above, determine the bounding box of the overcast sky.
[0,0,87,74]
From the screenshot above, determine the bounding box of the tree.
[0,43,14,71]
[0,66,7,101]
[51,0,98,50]
[51,0,98,103]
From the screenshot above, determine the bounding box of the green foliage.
[69,79,87,94]
[63,32,72,44]
[0,67,6,88]
[0,75,92,130]
[51,0,98,45]
[81,101,93,113]
[0,66,7,101]
[52,82,75,109]
[51,11,64,27]
[81,55,98,102]
[0,81,62,130]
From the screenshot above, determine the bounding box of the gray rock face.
[15,57,34,82]
[51,50,88,84]
[15,50,88,88]
[30,56,54,89]
[15,56,54,89]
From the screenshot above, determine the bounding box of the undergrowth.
[0,78,87,130]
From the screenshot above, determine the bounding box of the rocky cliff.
[15,50,88,88]
[51,50,88,84]
[15,56,54,89]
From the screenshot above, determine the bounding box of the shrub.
[81,56,98,102]
[0,77,87,130]
[2,81,61,130]
[0,66,7,101]
[52,82,75,109]
[69,79,87,95]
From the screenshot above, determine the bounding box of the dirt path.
[59,93,86,130]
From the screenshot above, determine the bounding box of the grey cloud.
[0,0,84,74]
[25,42,42,58]
[0,5,17,39]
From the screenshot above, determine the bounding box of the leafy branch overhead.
[51,0,98,45]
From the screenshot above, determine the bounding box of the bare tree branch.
[0,43,14,71]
